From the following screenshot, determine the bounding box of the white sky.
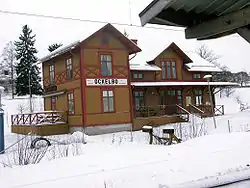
[0,0,249,73]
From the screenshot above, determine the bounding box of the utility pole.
[204,74,217,129]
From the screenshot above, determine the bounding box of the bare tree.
[196,44,221,66]
[196,44,236,97]
[0,41,16,98]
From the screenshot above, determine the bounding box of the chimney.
[131,39,138,45]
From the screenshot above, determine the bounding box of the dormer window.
[193,73,201,79]
[133,73,143,79]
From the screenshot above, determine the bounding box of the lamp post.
[203,74,217,129]
[28,67,32,113]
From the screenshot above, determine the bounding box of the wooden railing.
[11,111,68,126]
[134,105,191,121]
[189,104,224,116]
[214,105,225,115]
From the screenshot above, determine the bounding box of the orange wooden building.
[11,23,238,136]
[40,24,141,135]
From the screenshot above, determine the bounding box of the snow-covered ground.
[1,88,250,188]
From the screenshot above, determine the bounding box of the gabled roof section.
[185,52,222,72]
[150,42,192,63]
[39,41,81,63]
[81,23,141,55]
[130,63,161,71]
[39,23,141,63]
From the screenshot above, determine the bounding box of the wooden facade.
[41,24,141,135]
[11,24,226,136]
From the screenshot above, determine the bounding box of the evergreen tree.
[48,43,63,52]
[14,25,42,97]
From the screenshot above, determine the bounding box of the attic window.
[102,35,109,45]
[193,74,201,79]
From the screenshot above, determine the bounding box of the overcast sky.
[0,0,249,73]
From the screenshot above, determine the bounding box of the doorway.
[160,90,178,115]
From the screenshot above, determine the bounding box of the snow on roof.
[131,82,240,87]
[185,52,222,72]
[130,63,161,71]
[39,41,81,63]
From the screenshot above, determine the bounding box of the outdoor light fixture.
[203,74,212,79]
[204,74,217,129]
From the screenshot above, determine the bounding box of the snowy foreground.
[1,89,250,187]
[1,132,250,188]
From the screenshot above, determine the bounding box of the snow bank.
[1,132,250,188]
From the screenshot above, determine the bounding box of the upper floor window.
[49,64,55,84]
[133,73,143,79]
[67,91,75,114]
[103,90,114,112]
[162,61,177,79]
[193,73,201,79]
[194,90,202,105]
[100,54,112,76]
[66,58,73,80]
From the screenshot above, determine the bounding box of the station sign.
[86,78,127,86]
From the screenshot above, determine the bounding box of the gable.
[84,30,127,50]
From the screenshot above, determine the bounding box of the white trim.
[43,91,66,98]
[131,81,240,87]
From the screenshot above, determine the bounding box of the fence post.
[228,120,231,133]
[0,108,4,154]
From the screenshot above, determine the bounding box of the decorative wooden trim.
[114,65,128,77]
[80,47,87,127]
[43,67,81,87]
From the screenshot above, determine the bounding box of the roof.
[130,63,161,71]
[139,0,249,27]
[131,81,239,87]
[139,0,250,41]
[185,52,222,72]
[39,41,80,63]
[39,23,141,63]
[151,42,192,63]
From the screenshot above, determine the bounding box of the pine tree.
[48,43,63,52]
[14,25,42,97]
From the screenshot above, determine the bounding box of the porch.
[133,104,190,130]
[11,111,69,136]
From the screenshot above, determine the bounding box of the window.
[51,96,56,110]
[193,74,201,79]
[133,73,143,79]
[103,90,114,112]
[49,64,55,84]
[162,61,177,79]
[67,92,75,114]
[160,90,165,105]
[177,90,182,106]
[101,36,109,45]
[4,70,9,75]
[101,54,112,76]
[66,58,73,80]
[135,91,144,109]
[194,90,202,105]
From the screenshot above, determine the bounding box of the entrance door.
[186,96,192,106]
[166,90,177,115]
